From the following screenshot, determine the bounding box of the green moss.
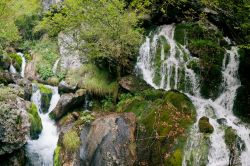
[198,117,214,134]
[224,127,237,148]
[117,90,196,165]
[166,149,183,166]
[8,53,22,72]
[28,103,42,139]
[174,23,193,45]
[38,84,52,113]
[53,146,61,166]
[66,64,118,98]
[62,129,80,151]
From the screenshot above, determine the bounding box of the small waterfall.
[26,84,60,166]
[52,58,60,74]
[9,64,17,74]
[136,24,250,166]
[17,52,26,78]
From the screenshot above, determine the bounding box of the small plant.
[62,130,81,151]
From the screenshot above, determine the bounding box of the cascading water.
[26,84,60,166]
[52,58,60,74]
[136,24,250,166]
[9,64,17,74]
[17,52,26,78]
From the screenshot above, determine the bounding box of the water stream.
[17,52,26,78]
[136,24,250,166]
[52,58,60,74]
[26,85,60,166]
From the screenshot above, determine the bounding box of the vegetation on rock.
[198,116,214,134]
[27,102,42,139]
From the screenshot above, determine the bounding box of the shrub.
[62,130,80,151]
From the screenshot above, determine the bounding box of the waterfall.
[26,84,60,166]
[52,58,60,74]
[17,52,26,78]
[136,24,250,166]
[9,64,17,74]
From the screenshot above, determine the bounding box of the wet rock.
[0,91,30,155]
[119,75,151,93]
[58,80,77,94]
[49,89,86,120]
[217,118,227,125]
[198,116,214,134]
[38,84,53,113]
[0,54,11,70]
[79,112,136,166]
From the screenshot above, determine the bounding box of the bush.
[62,130,80,151]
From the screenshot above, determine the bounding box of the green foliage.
[7,53,22,72]
[62,130,80,151]
[53,146,61,166]
[66,64,118,97]
[38,84,52,94]
[0,86,19,101]
[101,96,115,112]
[78,112,95,124]
[28,103,42,139]
[37,0,143,76]
[38,64,54,80]
[198,116,214,134]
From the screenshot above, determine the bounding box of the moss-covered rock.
[53,146,61,166]
[198,116,214,134]
[38,84,52,113]
[117,89,196,165]
[8,53,22,72]
[27,103,42,140]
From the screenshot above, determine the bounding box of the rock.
[217,118,227,125]
[38,84,53,113]
[119,75,151,93]
[0,89,30,155]
[58,80,77,94]
[198,116,214,134]
[0,71,19,85]
[49,89,86,120]
[79,113,136,166]
[42,0,63,10]
[47,77,59,86]
[0,148,26,166]
[25,60,37,80]
[58,32,85,71]
[0,54,11,70]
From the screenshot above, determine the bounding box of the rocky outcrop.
[58,80,77,94]
[79,113,137,166]
[0,91,30,155]
[119,75,151,93]
[55,112,137,166]
[49,89,86,120]
[58,32,85,71]
[42,0,63,10]
[0,149,26,166]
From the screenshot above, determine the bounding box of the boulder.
[119,75,151,93]
[217,118,227,125]
[49,89,86,120]
[0,148,26,166]
[0,92,30,155]
[58,80,77,94]
[79,113,136,166]
[25,60,37,80]
[198,116,214,134]
[0,54,11,70]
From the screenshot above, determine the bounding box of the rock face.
[79,113,137,166]
[42,0,63,10]
[0,95,29,155]
[58,32,85,71]
[58,80,77,94]
[49,89,86,120]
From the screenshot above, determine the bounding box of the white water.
[26,84,60,166]
[136,24,250,166]
[17,52,26,78]
[9,64,17,74]
[52,58,60,74]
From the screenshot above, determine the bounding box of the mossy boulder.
[0,54,11,70]
[27,103,42,139]
[198,116,214,134]
[8,53,23,72]
[53,146,61,166]
[117,89,196,165]
[38,84,52,113]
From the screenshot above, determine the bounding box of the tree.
[37,0,143,78]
